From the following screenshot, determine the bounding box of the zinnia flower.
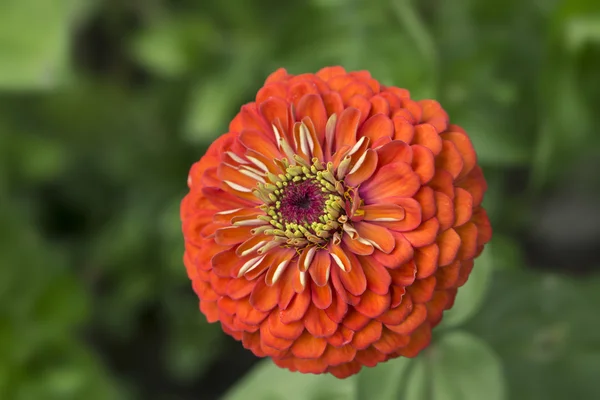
[181,66,492,378]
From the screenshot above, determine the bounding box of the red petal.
[342,309,371,331]
[354,347,387,367]
[351,320,383,350]
[304,304,338,337]
[360,162,420,203]
[260,322,293,351]
[354,290,391,318]
[403,218,439,248]
[360,256,391,295]
[328,361,362,379]
[426,290,450,325]
[377,293,413,325]
[291,331,327,358]
[242,331,265,357]
[472,207,492,245]
[327,325,354,346]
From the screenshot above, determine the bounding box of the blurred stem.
[391,0,439,96]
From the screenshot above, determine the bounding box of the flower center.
[254,157,347,247]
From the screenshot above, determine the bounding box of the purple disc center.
[279,180,326,224]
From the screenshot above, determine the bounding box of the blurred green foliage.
[1,0,599,399]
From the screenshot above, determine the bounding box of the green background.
[1,0,599,399]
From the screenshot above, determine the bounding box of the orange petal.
[428,169,455,200]
[435,191,455,231]
[291,331,327,358]
[322,345,357,366]
[373,328,410,354]
[354,290,391,318]
[217,296,236,316]
[328,361,362,379]
[281,288,311,323]
[456,222,478,260]
[407,275,436,303]
[238,129,280,160]
[441,130,477,180]
[392,116,415,142]
[212,250,251,278]
[334,107,361,152]
[236,299,269,326]
[359,113,393,143]
[327,325,354,346]
[242,331,265,357]
[375,197,422,232]
[214,225,254,246]
[354,221,395,253]
[345,149,378,187]
[351,320,383,350]
[390,285,406,308]
[456,259,474,287]
[401,98,422,123]
[370,95,391,116]
[317,66,347,80]
[377,293,413,325]
[296,94,327,143]
[415,243,440,279]
[249,276,280,312]
[453,188,473,227]
[325,290,348,323]
[372,231,414,268]
[403,218,440,248]
[338,253,367,296]
[362,204,405,222]
[395,322,431,357]
[264,67,288,83]
[267,310,304,340]
[289,81,319,107]
[330,242,352,272]
[312,283,333,309]
[354,347,387,368]
[436,139,464,179]
[345,94,372,126]
[386,303,427,335]
[308,250,332,286]
[259,96,289,129]
[342,234,374,255]
[426,290,450,326]
[413,124,442,155]
[304,304,338,337]
[419,99,448,132]
[457,165,487,207]
[342,309,371,331]
[376,140,413,166]
[225,277,255,299]
[435,261,461,289]
[360,256,391,295]
[322,91,344,117]
[472,207,492,245]
[360,162,421,203]
[437,228,461,266]
[414,186,436,221]
[260,321,293,351]
[256,82,287,103]
[199,300,219,322]
[411,144,435,184]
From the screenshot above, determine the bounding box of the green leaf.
[223,360,356,400]
[441,245,494,328]
[428,331,506,400]
[356,357,413,400]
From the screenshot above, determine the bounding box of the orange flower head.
[180,67,492,378]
